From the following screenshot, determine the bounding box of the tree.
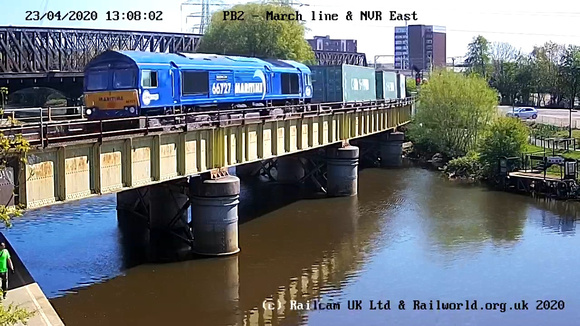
[531,42,565,106]
[489,42,520,104]
[478,116,529,178]
[407,69,498,158]
[196,2,315,63]
[465,35,492,80]
[559,45,580,108]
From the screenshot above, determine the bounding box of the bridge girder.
[0,26,202,74]
[314,51,367,66]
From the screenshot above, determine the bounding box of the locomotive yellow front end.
[83,90,140,120]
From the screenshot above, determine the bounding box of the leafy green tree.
[514,56,535,105]
[196,2,315,63]
[531,42,565,106]
[407,69,498,158]
[489,42,520,104]
[559,45,580,108]
[478,116,529,177]
[465,35,492,80]
[405,77,417,96]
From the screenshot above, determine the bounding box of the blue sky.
[3,0,580,63]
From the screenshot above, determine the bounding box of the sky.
[3,0,580,64]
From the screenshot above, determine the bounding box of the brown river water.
[5,165,580,326]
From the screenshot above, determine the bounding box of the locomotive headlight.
[85,108,92,116]
[129,107,136,114]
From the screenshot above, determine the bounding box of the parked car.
[506,107,538,119]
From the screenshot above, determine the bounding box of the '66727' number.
[212,83,231,95]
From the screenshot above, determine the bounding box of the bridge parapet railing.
[0,97,415,148]
[0,106,84,125]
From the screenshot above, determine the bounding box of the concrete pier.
[190,176,241,256]
[326,146,359,197]
[380,132,405,167]
[276,157,305,183]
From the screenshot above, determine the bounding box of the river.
[4,166,580,326]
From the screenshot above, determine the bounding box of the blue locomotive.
[83,50,313,120]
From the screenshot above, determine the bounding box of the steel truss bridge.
[0,26,202,78]
[313,50,367,66]
[0,26,367,77]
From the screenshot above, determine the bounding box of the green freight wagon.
[375,71,398,100]
[309,64,377,103]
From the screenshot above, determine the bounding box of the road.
[498,106,580,128]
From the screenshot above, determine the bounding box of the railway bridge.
[1,98,412,261]
[0,26,367,101]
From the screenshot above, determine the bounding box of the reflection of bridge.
[49,175,398,325]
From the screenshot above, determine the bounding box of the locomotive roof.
[88,50,310,72]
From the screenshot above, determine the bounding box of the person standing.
[0,242,14,299]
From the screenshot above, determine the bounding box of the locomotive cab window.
[281,73,299,94]
[113,69,136,89]
[182,71,209,95]
[142,70,158,88]
[86,70,109,91]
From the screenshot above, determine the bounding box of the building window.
[317,39,322,50]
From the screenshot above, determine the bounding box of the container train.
[82,51,407,121]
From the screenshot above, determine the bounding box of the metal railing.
[0,97,415,148]
[0,106,84,125]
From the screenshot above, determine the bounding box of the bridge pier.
[116,188,150,253]
[276,157,305,183]
[234,162,262,179]
[148,182,192,262]
[190,176,241,256]
[379,132,405,167]
[326,146,359,197]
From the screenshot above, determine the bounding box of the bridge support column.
[116,188,150,250]
[234,162,262,179]
[326,146,359,197]
[190,176,240,256]
[148,182,191,262]
[380,132,405,167]
[276,157,305,183]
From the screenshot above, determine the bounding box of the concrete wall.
[19,104,413,209]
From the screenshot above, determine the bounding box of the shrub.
[479,116,529,177]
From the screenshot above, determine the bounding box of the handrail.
[0,97,416,148]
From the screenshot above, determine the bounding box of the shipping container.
[375,71,398,100]
[309,65,377,103]
[396,73,407,99]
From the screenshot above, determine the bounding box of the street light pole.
[570,106,572,139]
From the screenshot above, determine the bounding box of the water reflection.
[6,166,580,326]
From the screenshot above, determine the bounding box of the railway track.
[0,98,415,148]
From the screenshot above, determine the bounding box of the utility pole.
[570,106,572,139]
